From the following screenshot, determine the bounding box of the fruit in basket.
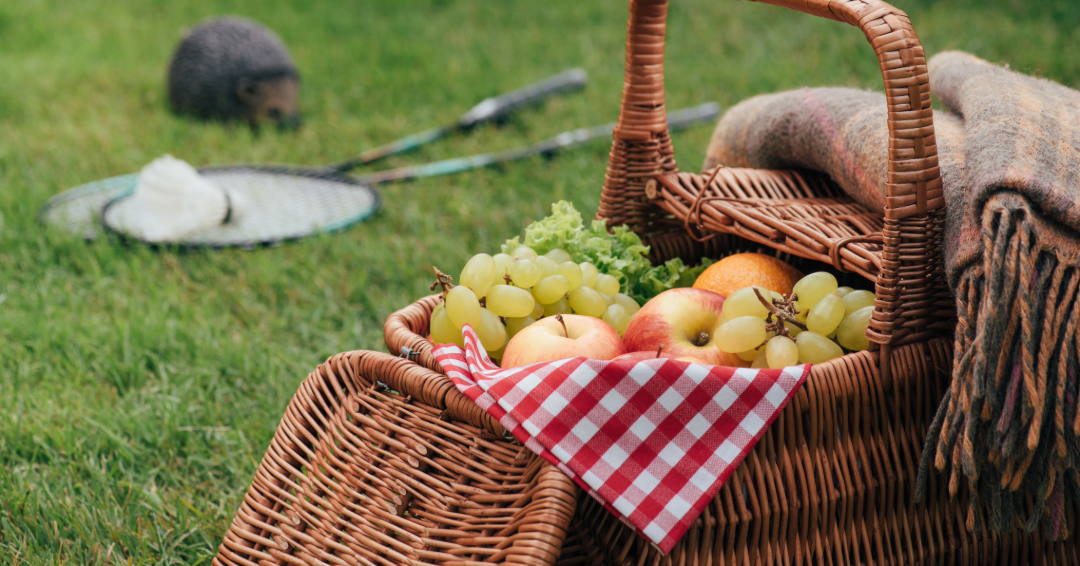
[485,285,535,318]
[445,285,481,328]
[711,272,878,368]
[614,293,640,315]
[836,306,873,351]
[806,293,845,335]
[792,271,838,313]
[841,289,875,314]
[602,304,631,336]
[556,261,583,291]
[715,316,768,353]
[568,286,606,318]
[795,331,844,363]
[430,303,465,347]
[613,350,665,363]
[579,262,599,289]
[476,308,508,351]
[509,258,542,288]
[543,297,571,317]
[459,253,496,298]
[532,275,570,305]
[622,288,746,367]
[545,248,573,265]
[765,335,799,368]
[502,314,626,368]
[693,253,803,297]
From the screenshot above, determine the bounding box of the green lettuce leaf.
[503,201,709,304]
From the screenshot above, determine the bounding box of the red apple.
[612,350,668,363]
[673,355,713,364]
[612,351,716,366]
[502,314,626,368]
[623,288,749,367]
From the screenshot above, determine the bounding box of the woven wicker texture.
[212,350,577,566]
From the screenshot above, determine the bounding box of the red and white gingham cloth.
[433,325,809,553]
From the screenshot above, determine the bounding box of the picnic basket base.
[211,350,577,566]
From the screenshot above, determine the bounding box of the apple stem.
[693,332,710,347]
[555,314,568,338]
[655,345,664,359]
[429,266,455,301]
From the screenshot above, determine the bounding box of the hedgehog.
[167,17,301,129]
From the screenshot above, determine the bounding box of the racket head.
[42,164,380,248]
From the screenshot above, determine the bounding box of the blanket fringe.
[918,198,1080,539]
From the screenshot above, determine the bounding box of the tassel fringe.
[918,197,1080,540]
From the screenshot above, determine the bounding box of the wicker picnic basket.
[214,0,1080,564]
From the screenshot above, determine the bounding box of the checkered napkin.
[432,325,809,553]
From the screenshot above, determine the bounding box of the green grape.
[614,293,640,315]
[715,316,767,353]
[785,321,803,338]
[509,259,542,288]
[722,286,770,319]
[531,300,544,319]
[766,336,799,368]
[792,272,838,311]
[599,292,615,307]
[737,348,761,362]
[485,285,535,318]
[602,304,631,336]
[770,291,784,303]
[445,286,481,328]
[533,275,570,304]
[488,345,505,361]
[544,296,572,317]
[430,303,464,347]
[491,253,514,288]
[807,294,845,335]
[557,262,583,291]
[505,315,536,340]
[836,306,873,351]
[476,308,508,351]
[569,286,606,317]
[751,351,770,369]
[795,331,844,364]
[594,274,620,296]
[459,253,496,298]
[835,286,854,297]
[842,290,875,316]
[534,256,558,278]
[579,262,599,289]
[545,248,573,265]
[511,245,538,260]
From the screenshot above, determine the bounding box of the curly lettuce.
[502,201,711,304]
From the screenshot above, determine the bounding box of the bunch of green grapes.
[429,245,640,359]
[713,271,877,369]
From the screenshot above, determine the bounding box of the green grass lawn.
[1,0,1078,563]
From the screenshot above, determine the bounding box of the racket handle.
[357,103,719,185]
[664,102,721,131]
[457,68,588,129]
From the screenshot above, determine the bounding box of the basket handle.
[608,0,941,219]
[602,0,946,351]
[749,0,942,219]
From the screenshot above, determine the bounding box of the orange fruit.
[693,253,803,298]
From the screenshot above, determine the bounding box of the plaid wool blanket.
[704,51,1080,538]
